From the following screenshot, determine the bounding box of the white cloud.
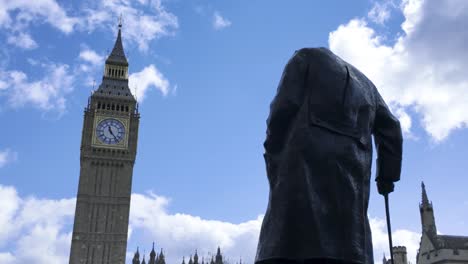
[128,192,262,264]
[0,63,74,112]
[329,0,468,142]
[0,0,77,33]
[395,108,414,138]
[0,149,17,168]
[79,48,104,66]
[7,33,38,50]
[0,0,178,113]
[1,59,169,113]
[0,252,15,264]
[129,64,170,101]
[0,184,422,264]
[0,0,178,52]
[213,11,231,30]
[0,185,21,243]
[369,217,420,264]
[0,185,75,264]
[368,0,396,24]
[80,0,178,51]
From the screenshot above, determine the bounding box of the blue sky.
[1,0,468,263]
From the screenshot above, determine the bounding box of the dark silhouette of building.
[69,19,140,264]
[132,246,228,264]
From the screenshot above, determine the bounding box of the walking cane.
[384,193,394,264]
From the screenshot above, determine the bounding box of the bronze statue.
[255,48,403,264]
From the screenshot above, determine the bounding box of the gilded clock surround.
[92,114,130,149]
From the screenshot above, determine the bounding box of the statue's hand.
[377,180,394,195]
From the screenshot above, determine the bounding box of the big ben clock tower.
[69,22,139,264]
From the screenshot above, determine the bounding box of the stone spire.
[149,242,157,264]
[419,181,437,235]
[133,247,141,264]
[189,255,193,264]
[194,249,199,264]
[215,246,223,264]
[95,18,135,100]
[421,182,430,206]
[142,255,147,264]
[182,256,186,264]
[158,248,166,264]
[106,19,128,66]
[210,256,215,264]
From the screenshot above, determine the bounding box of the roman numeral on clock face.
[96,118,126,145]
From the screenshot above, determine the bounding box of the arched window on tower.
[97,102,101,109]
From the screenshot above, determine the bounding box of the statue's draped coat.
[255,48,403,264]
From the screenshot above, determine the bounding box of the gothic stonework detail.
[69,22,139,264]
[383,183,468,264]
[416,182,468,264]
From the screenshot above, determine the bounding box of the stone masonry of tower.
[383,183,468,264]
[69,22,140,264]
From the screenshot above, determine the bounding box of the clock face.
[96,118,126,145]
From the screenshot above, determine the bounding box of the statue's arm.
[373,89,403,184]
[264,50,308,154]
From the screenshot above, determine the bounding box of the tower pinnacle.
[149,242,157,264]
[133,247,141,264]
[106,20,128,66]
[421,181,430,205]
[419,181,437,234]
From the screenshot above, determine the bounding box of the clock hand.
[108,126,118,139]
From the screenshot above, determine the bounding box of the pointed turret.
[210,256,215,264]
[142,255,147,264]
[419,182,437,235]
[421,182,430,206]
[158,248,166,264]
[189,255,193,264]
[149,242,157,264]
[94,19,136,103]
[133,247,141,264]
[194,249,199,264]
[215,246,223,264]
[182,256,186,264]
[106,19,128,66]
